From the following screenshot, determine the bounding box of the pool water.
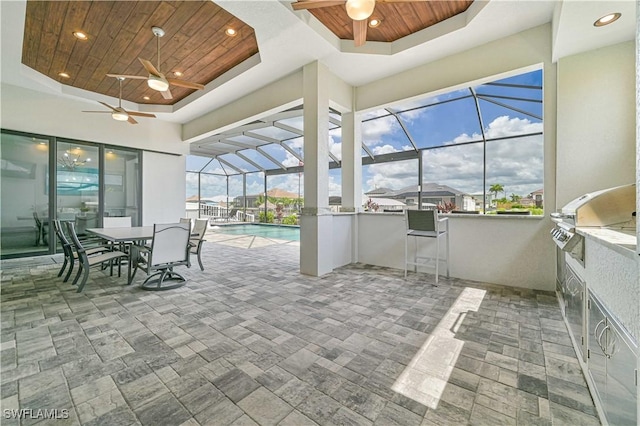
[212,224,300,241]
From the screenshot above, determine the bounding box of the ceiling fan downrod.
[151,26,165,72]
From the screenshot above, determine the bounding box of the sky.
[186,69,543,203]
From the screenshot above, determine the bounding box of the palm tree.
[510,193,521,203]
[489,183,504,200]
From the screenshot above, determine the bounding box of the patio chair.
[404,209,449,285]
[65,222,128,292]
[103,216,132,253]
[180,217,192,230]
[33,211,48,246]
[103,216,132,227]
[129,222,190,291]
[188,218,208,271]
[52,219,110,283]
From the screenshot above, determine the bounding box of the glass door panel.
[56,141,99,236]
[104,148,140,226]
[0,132,51,258]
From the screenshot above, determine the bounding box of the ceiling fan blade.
[167,78,204,90]
[353,19,367,47]
[138,58,161,77]
[127,111,156,118]
[106,73,147,80]
[127,116,139,125]
[292,0,346,11]
[98,102,119,112]
[160,87,173,100]
[82,111,111,113]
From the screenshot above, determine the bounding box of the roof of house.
[367,183,468,198]
[369,198,407,206]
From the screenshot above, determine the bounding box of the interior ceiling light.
[58,149,89,169]
[225,28,237,36]
[594,12,621,27]
[345,0,375,21]
[173,71,183,77]
[369,18,381,28]
[72,31,88,40]
[58,72,70,78]
[143,96,150,100]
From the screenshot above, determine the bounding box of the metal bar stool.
[404,209,449,285]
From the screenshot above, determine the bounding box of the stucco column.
[300,61,333,276]
[340,111,362,263]
[340,111,362,211]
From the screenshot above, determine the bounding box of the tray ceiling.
[21,0,259,105]
[305,0,473,44]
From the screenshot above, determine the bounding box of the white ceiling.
[0,0,635,125]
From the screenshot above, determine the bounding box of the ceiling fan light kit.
[147,74,169,92]
[111,109,129,121]
[345,0,375,20]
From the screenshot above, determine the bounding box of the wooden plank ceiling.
[22,1,259,105]
[306,0,474,43]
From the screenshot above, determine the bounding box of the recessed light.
[143,96,150,101]
[73,31,88,40]
[369,18,381,28]
[173,71,183,77]
[225,28,237,37]
[58,72,70,78]
[594,13,621,27]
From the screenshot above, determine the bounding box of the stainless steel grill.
[550,184,636,258]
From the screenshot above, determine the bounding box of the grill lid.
[561,183,636,227]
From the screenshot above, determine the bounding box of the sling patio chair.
[129,222,191,291]
[65,221,129,292]
[52,219,111,283]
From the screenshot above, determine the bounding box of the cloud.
[372,144,399,155]
[364,160,418,191]
[362,115,402,147]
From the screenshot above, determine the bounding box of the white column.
[341,111,362,264]
[340,111,362,212]
[300,62,333,276]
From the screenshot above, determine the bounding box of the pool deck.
[206,228,300,249]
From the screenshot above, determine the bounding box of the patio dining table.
[86,226,154,285]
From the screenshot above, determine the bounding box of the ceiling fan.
[292,0,424,46]
[82,77,156,124]
[107,26,204,100]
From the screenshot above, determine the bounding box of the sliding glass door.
[56,141,100,236]
[1,129,142,258]
[0,132,51,258]
[104,147,140,226]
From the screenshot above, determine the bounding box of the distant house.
[520,189,543,208]
[367,198,406,212]
[365,183,476,211]
[234,188,300,209]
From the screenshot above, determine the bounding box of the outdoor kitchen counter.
[576,227,637,260]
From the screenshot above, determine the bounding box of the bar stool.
[404,209,449,285]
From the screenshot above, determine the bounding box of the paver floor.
[0,239,599,425]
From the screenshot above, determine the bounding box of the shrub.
[282,214,298,225]
[259,211,274,223]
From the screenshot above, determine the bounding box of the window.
[362,68,543,215]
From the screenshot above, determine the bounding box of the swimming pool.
[212,224,300,241]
